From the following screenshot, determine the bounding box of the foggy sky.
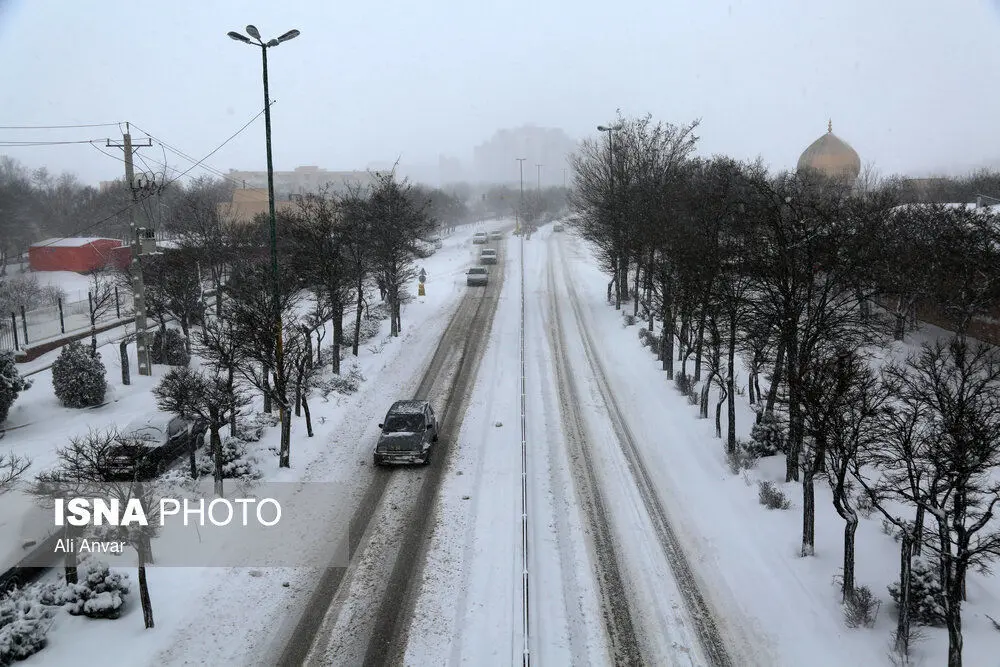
[2,0,1000,187]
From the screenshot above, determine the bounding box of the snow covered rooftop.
[29,237,122,248]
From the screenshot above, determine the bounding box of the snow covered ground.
[6,223,499,667]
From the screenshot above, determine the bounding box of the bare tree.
[153,366,247,495]
[0,452,30,494]
[87,270,117,354]
[367,170,436,336]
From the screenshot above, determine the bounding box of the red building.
[28,237,131,273]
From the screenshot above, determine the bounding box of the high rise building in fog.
[473,125,578,186]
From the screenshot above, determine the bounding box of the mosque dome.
[796,120,861,183]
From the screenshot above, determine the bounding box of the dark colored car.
[373,400,439,466]
[102,414,207,481]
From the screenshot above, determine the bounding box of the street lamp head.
[597,125,610,132]
[245,24,261,40]
[265,39,280,47]
[227,31,253,44]
[277,29,300,43]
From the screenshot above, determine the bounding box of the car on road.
[102,414,207,481]
[479,248,497,264]
[488,230,503,241]
[429,235,443,249]
[472,232,488,244]
[373,400,439,465]
[553,222,565,232]
[466,267,489,286]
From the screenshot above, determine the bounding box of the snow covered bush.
[399,289,414,304]
[726,440,758,474]
[637,328,660,356]
[746,411,787,457]
[843,585,880,628]
[888,557,946,626]
[319,365,366,398]
[235,412,280,442]
[341,318,381,347]
[622,313,636,327]
[0,585,53,665]
[674,373,693,395]
[757,480,791,510]
[196,436,262,480]
[151,329,190,367]
[368,303,390,321]
[51,341,106,408]
[62,558,130,619]
[0,352,30,425]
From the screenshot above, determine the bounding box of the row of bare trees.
[570,113,1000,666]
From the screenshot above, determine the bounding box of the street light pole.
[516,157,526,235]
[229,25,300,430]
[598,123,623,308]
[536,164,542,191]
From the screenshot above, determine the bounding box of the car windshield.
[383,413,424,433]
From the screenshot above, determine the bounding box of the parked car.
[488,230,503,241]
[472,232,488,244]
[467,267,489,286]
[479,248,498,264]
[102,414,207,481]
[373,400,439,465]
[553,223,565,232]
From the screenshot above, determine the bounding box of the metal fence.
[0,289,135,354]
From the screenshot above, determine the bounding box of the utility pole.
[536,164,542,191]
[107,124,154,375]
[516,158,526,235]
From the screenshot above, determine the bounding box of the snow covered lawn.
[553,230,1000,666]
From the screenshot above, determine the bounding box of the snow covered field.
[6,224,494,666]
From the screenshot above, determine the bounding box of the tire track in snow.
[544,254,644,665]
[553,238,734,667]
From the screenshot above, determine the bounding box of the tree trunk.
[632,259,641,317]
[278,397,292,468]
[353,275,364,356]
[227,378,237,438]
[726,314,737,453]
[913,503,925,556]
[332,294,343,375]
[210,409,223,497]
[894,531,914,658]
[693,309,707,382]
[945,561,965,667]
[262,366,272,413]
[138,532,154,628]
[120,340,130,386]
[699,381,710,419]
[660,270,674,378]
[188,424,198,479]
[715,388,726,438]
[801,466,816,557]
[303,393,313,437]
[894,295,906,341]
[785,327,802,482]
[762,341,786,423]
[294,373,302,418]
[63,524,82,584]
[831,478,857,601]
[800,436,825,556]
[180,316,191,355]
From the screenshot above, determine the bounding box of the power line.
[128,121,238,183]
[0,122,122,130]
[0,139,107,146]
[30,108,270,252]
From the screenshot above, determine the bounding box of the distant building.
[219,188,301,224]
[28,238,130,273]
[226,166,373,197]
[796,120,861,185]
[473,126,579,186]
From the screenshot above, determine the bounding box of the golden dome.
[797,120,861,183]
